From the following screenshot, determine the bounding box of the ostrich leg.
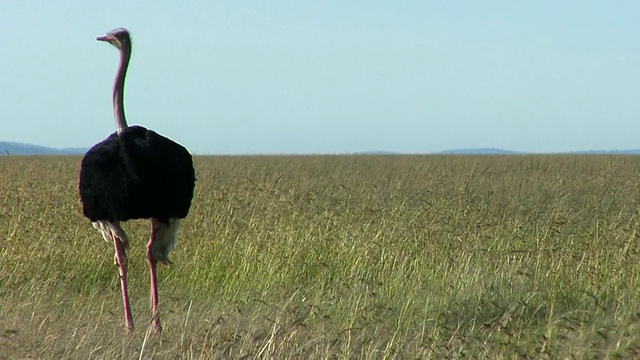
[146,218,179,334]
[113,237,134,331]
[147,220,162,334]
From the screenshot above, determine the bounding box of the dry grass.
[2,155,640,359]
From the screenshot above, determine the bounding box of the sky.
[2,1,639,154]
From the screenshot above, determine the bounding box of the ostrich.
[79,28,195,334]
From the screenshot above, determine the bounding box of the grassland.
[2,155,640,359]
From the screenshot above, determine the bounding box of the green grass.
[2,155,640,358]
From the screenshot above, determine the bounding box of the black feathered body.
[79,125,195,223]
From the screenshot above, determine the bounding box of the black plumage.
[79,125,195,223]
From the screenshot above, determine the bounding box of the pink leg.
[147,221,162,333]
[114,237,134,332]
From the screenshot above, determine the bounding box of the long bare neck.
[113,45,131,135]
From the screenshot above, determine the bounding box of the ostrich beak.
[96,35,111,42]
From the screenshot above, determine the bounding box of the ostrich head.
[97,28,131,51]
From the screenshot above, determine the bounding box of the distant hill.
[3,142,640,156]
[436,148,640,155]
[0,141,86,156]
[354,150,400,155]
[571,149,640,155]
[436,148,525,155]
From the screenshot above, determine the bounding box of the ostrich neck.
[113,47,131,135]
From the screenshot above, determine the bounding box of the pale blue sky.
[2,1,639,154]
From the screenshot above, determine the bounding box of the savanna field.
[2,155,640,359]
